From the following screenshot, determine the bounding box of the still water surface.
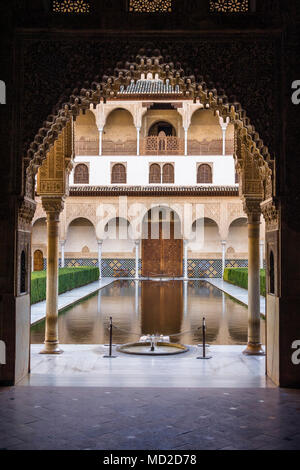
[31,280,265,345]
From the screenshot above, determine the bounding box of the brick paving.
[0,387,300,450]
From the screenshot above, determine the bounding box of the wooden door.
[33,250,44,271]
[142,218,183,277]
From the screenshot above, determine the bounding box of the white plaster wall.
[32,218,47,245]
[70,155,236,186]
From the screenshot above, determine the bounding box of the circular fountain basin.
[116,341,188,356]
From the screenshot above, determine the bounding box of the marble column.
[135,280,139,316]
[243,209,264,355]
[221,240,226,277]
[183,240,189,280]
[260,240,264,270]
[184,128,188,156]
[60,240,66,268]
[135,240,140,279]
[183,280,188,317]
[136,127,141,156]
[40,197,64,355]
[98,128,103,156]
[97,240,103,279]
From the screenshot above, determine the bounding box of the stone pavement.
[205,278,266,316]
[23,345,269,388]
[0,386,300,450]
[31,278,115,325]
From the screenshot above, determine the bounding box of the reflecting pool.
[31,280,265,345]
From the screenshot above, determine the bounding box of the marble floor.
[205,278,266,316]
[31,278,115,325]
[1,385,300,450]
[21,344,270,388]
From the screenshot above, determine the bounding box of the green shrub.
[223,268,266,297]
[31,267,99,304]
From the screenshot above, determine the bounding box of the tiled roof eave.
[116,93,183,99]
[69,186,239,197]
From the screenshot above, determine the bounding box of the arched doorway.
[142,207,182,277]
[148,121,176,137]
[33,250,44,271]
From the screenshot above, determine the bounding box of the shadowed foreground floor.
[0,387,300,450]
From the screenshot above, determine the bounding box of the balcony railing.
[75,137,234,156]
[188,139,234,155]
[141,136,184,156]
[102,140,137,155]
[75,139,99,156]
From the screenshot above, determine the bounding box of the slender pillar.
[135,240,140,279]
[40,197,64,355]
[184,128,188,156]
[243,209,264,355]
[97,240,103,279]
[183,280,188,317]
[60,240,65,268]
[98,128,103,156]
[183,239,188,280]
[222,128,226,156]
[221,240,226,277]
[135,280,139,316]
[260,240,264,270]
[136,127,140,156]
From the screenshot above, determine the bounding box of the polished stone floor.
[21,344,269,388]
[0,386,300,450]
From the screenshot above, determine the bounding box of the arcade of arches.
[1,38,300,390]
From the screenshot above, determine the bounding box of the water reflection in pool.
[31,280,265,345]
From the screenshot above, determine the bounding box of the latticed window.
[209,0,249,13]
[74,164,89,184]
[52,0,90,14]
[162,164,174,184]
[149,164,161,183]
[197,164,212,184]
[111,164,127,184]
[129,0,172,13]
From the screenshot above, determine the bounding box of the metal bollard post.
[103,317,117,358]
[197,317,212,360]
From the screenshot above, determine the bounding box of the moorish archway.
[16,53,278,380]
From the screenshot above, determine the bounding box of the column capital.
[134,239,140,246]
[243,198,262,223]
[221,240,227,246]
[42,197,64,216]
[97,239,103,245]
[60,240,66,246]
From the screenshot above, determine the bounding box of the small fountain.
[116,333,188,356]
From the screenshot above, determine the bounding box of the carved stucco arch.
[24,53,277,225]
[98,216,133,241]
[66,216,97,235]
[191,216,221,239]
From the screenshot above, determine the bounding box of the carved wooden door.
[142,218,183,277]
[33,250,44,271]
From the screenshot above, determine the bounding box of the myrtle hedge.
[31,267,99,304]
[223,268,266,297]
